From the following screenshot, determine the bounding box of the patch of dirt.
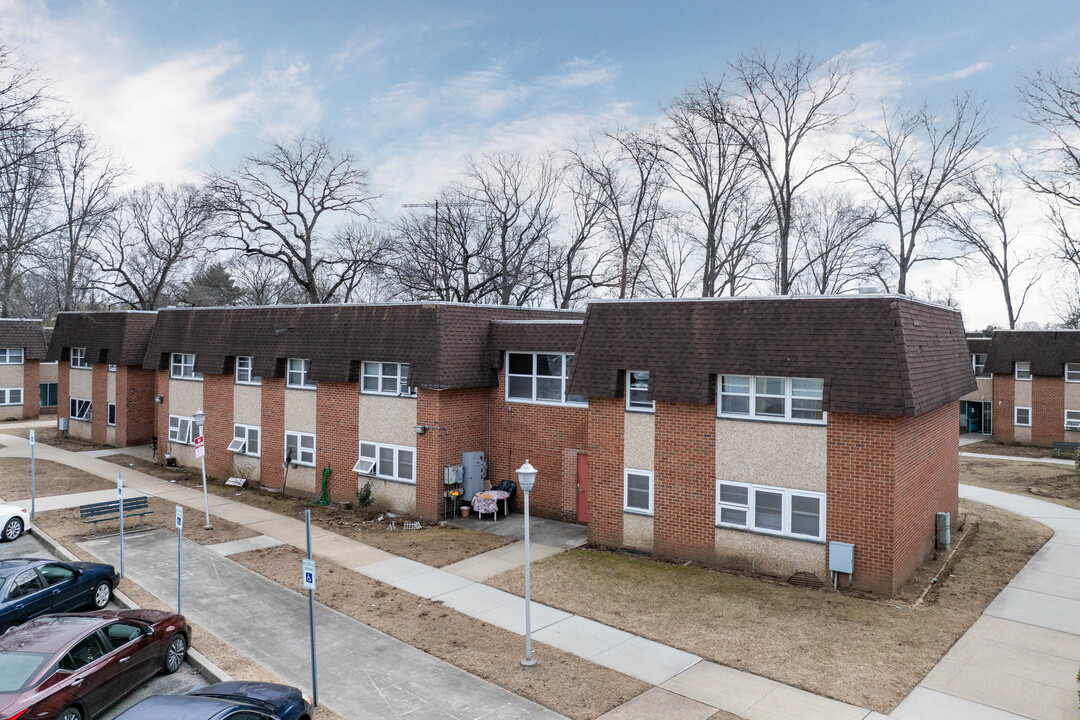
[487,500,1051,714]
[32,495,259,547]
[961,456,1080,511]
[103,454,514,567]
[232,544,647,720]
[963,440,1060,459]
[3,426,112,452]
[0,457,115,500]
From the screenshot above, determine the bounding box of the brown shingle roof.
[0,319,48,360]
[967,336,991,354]
[567,295,974,417]
[45,312,157,366]
[982,330,1080,376]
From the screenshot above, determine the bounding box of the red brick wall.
[203,374,234,479]
[91,364,108,443]
[992,375,1014,444]
[585,398,624,548]
[892,402,959,592]
[57,364,69,432]
[416,387,489,521]
[826,412,897,594]
[1032,376,1064,447]
[21,360,39,418]
[415,388,443,519]
[653,402,717,564]
[259,377,286,490]
[316,381,361,503]
[153,370,169,463]
[118,367,156,447]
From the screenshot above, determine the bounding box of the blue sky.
[3,0,1079,324]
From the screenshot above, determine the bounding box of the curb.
[27,526,233,684]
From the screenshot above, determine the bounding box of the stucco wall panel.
[623,412,654,471]
[233,454,260,482]
[1014,380,1032,406]
[0,365,23,388]
[715,418,826,491]
[40,363,57,383]
[69,369,93,399]
[1014,426,1032,443]
[233,384,262,427]
[622,513,653,552]
[285,389,316,432]
[358,477,416,514]
[68,419,92,440]
[168,379,203,417]
[357,394,417,448]
[107,372,116,403]
[0,406,21,420]
[714,529,827,580]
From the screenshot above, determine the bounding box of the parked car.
[0,505,29,542]
[0,609,190,720]
[111,682,313,720]
[0,559,118,634]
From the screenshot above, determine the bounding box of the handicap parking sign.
[302,558,316,590]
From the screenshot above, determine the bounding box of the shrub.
[356,481,374,509]
[1075,447,1080,472]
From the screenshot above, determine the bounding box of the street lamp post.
[192,409,213,531]
[516,459,537,667]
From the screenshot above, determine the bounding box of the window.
[287,358,315,389]
[69,397,92,421]
[59,634,106,672]
[1015,406,1032,427]
[230,424,260,457]
[361,362,416,396]
[623,469,654,514]
[1066,410,1080,430]
[1066,364,1080,383]
[104,621,145,650]
[168,415,194,444]
[39,382,57,408]
[70,347,89,369]
[107,403,116,426]
[505,352,586,406]
[1015,361,1031,381]
[972,354,990,379]
[285,431,316,466]
[626,371,653,412]
[0,348,22,365]
[718,375,824,423]
[0,388,21,406]
[6,568,44,600]
[170,353,201,380]
[38,563,75,587]
[716,481,825,541]
[354,441,415,483]
[235,356,260,385]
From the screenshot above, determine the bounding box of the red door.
[576,452,589,523]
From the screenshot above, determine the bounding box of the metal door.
[576,452,588,523]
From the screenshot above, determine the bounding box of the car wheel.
[57,707,82,720]
[1,517,21,542]
[91,580,111,609]
[163,633,187,674]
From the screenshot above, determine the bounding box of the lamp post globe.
[192,409,206,428]
[516,460,537,493]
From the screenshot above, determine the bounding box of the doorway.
[961,401,991,435]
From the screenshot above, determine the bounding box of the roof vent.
[856,286,880,294]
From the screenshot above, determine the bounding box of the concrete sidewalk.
[960,451,1074,467]
[79,530,562,720]
[891,484,1080,720]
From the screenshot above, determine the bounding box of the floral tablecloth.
[471,489,510,515]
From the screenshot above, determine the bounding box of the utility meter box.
[829,541,855,575]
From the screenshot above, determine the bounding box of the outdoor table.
[471,489,510,521]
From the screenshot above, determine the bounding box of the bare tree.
[0,124,55,316]
[642,222,699,297]
[793,189,878,294]
[231,252,301,306]
[545,165,611,308]
[96,183,218,310]
[0,45,63,175]
[210,135,378,304]
[942,168,1041,329]
[334,220,394,302]
[852,95,990,294]
[713,49,856,294]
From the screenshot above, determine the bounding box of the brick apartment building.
[960,330,1080,447]
[0,319,50,420]
[45,296,973,594]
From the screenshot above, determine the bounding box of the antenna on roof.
[402,199,481,250]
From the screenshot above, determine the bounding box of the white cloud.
[542,57,618,89]
[928,60,993,83]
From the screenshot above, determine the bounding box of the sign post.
[303,510,318,707]
[29,429,35,519]
[117,472,124,578]
[193,430,212,531]
[175,505,183,614]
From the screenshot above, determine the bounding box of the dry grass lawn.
[962,456,1080,510]
[963,439,1059,459]
[488,500,1050,714]
[233,544,647,720]
[2,426,111,452]
[0,457,114,500]
[103,453,513,567]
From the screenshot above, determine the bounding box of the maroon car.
[0,609,190,720]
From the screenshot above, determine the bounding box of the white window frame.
[973,354,991,379]
[286,358,316,389]
[717,375,825,424]
[168,415,194,444]
[235,356,261,385]
[70,347,90,369]
[626,371,654,412]
[623,469,654,515]
[1066,363,1080,383]
[361,361,416,397]
[107,403,116,426]
[69,397,92,421]
[285,431,316,466]
[170,353,201,380]
[716,480,826,542]
[1015,361,1031,381]
[1014,406,1032,427]
[0,348,23,365]
[355,441,415,484]
[1065,409,1080,430]
[108,364,117,372]
[230,424,260,457]
[504,352,587,407]
[0,388,22,406]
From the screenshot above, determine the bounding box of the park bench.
[1051,441,1080,459]
[80,497,154,535]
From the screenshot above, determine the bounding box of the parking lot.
[1,529,208,718]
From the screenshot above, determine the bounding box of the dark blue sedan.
[0,558,117,633]
[114,682,313,720]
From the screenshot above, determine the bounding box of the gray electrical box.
[829,541,854,575]
[461,451,487,501]
[936,512,951,548]
[58,417,68,432]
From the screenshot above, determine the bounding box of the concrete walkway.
[960,451,1074,467]
[443,514,588,581]
[891,484,1080,720]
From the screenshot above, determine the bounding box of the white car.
[0,504,30,542]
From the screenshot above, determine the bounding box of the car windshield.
[0,651,51,692]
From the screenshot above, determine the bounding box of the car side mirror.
[144,627,154,636]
